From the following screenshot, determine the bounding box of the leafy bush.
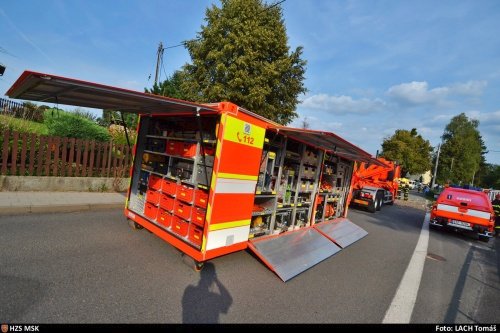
[44,109,110,142]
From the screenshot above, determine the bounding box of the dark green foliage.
[476,163,500,189]
[380,128,433,176]
[436,113,486,185]
[145,71,189,100]
[180,0,307,125]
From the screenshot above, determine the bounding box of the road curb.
[0,203,124,215]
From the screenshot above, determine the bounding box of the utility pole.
[431,143,441,189]
[154,42,164,86]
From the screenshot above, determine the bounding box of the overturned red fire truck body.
[7,71,390,281]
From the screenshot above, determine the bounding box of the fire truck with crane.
[348,157,401,213]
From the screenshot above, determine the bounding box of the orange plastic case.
[171,216,189,237]
[189,225,203,246]
[148,174,162,191]
[161,178,177,196]
[176,185,194,203]
[157,209,172,228]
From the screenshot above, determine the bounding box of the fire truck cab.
[430,186,495,242]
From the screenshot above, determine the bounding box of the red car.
[430,187,495,242]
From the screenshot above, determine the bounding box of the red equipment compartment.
[146,189,161,205]
[174,200,192,221]
[148,174,162,191]
[157,208,172,228]
[194,189,209,208]
[176,184,194,203]
[166,140,182,156]
[192,207,206,227]
[159,193,175,211]
[161,178,177,196]
[144,202,158,220]
[171,216,189,237]
[189,225,203,246]
[180,142,197,158]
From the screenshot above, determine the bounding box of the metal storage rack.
[251,133,324,237]
[316,153,354,222]
[128,116,217,249]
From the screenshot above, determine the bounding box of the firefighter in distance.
[492,193,500,236]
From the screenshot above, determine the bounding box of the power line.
[265,0,286,11]
[0,46,18,58]
[160,0,287,50]
[150,0,287,84]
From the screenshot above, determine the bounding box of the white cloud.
[475,110,500,124]
[451,81,487,96]
[387,80,487,106]
[387,81,448,105]
[300,93,386,114]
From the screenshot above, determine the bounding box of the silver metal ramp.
[314,218,368,248]
[248,228,342,282]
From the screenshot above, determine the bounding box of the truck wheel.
[376,194,382,211]
[128,218,144,230]
[478,235,489,243]
[194,261,205,272]
[367,201,376,213]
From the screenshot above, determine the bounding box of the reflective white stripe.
[467,209,491,219]
[205,225,250,250]
[436,204,490,219]
[215,178,256,194]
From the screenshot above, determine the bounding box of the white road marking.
[383,212,430,323]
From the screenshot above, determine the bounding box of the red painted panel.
[210,193,254,224]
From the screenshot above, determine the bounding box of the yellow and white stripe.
[214,177,257,194]
[205,224,251,250]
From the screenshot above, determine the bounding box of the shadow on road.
[0,274,46,321]
[443,239,500,323]
[181,262,233,323]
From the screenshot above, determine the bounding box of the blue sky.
[1,0,499,165]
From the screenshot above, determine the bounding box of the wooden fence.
[0,130,133,177]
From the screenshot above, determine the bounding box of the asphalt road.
[0,196,498,324]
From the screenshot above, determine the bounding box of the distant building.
[406,170,432,185]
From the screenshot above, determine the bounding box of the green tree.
[436,113,486,185]
[477,163,500,189]
[145,71,189,100]
[380,128,433,176]
[181,0,307,125]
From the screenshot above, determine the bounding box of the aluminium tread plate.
[314,218,368,248]
[248,228,342,282]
